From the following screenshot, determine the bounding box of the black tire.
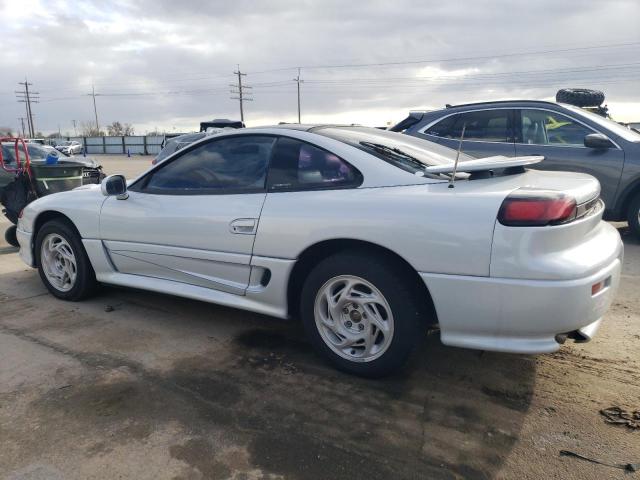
[556,88,605,108]
[4,225,19,247]
[627,192,640,240]
[300,251,427,377]
[35,219,97,301]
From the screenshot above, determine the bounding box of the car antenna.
[448,122,466,189]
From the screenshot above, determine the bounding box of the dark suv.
[392,100,640,237]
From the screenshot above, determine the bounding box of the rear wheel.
[300,251,426,377]
[35,219,97,301]
[4,225,19,247]
[627,192,640,239]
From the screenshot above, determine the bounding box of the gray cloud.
[1,0,639,135]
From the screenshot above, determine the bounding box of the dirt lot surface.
[0,155,638,479]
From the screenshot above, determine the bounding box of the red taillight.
[498,189,577,226]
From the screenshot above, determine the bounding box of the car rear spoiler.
[425,155,544,174]
[388,112,425,132]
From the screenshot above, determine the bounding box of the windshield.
[564,105,640,143]
[27,144,60,160]
[2,143,62,163]
[1,145,17,164]
[315,126,473,174]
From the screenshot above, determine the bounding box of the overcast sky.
[1,0,639,136]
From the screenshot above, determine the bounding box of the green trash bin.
[30,163,84,196]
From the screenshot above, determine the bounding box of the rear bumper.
[420,253,622,354]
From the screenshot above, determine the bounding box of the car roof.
[411,100,565,115]
[248,124,364,133]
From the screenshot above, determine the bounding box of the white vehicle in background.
[55,140,83,155]
[16,126,622,377]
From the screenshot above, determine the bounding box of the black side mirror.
[584,133,615,149]
[101,174,128,200]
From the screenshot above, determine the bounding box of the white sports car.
[16,125,623,376]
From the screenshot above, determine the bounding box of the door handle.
[229,218,257,235]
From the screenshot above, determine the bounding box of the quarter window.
[520,110,592,146]
[427,110,511,142]
[268,137,362,191]
[141,135,275,194]
[424,115,458,137]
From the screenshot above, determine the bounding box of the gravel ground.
[0,155,638,479]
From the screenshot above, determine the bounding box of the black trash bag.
[0,172,36,224]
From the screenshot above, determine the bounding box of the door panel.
[98,134,276,293]
[515,109,624,209]
[100,192,266,293]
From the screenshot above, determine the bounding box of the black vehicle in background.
[393,98,640,238]
[199,118,244,132]
[153,119,244,165]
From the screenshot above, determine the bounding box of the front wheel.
[300,251,426,377]
[627,192,640,240]
[35,219,97,301]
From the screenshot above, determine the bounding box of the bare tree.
[107,121,135,136]
[80,121,103,137]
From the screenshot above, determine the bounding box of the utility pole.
[230,66,252,123]
[18,117,26,138]
[72,120,77,137]
[293,67,303,123]
[87,85,100,135]
[16,78,39,138]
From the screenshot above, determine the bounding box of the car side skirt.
[83,239,294,319]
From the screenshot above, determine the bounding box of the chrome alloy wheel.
[40,233,77,292]
[314,275,394,362]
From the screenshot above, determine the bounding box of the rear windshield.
[314,126,473,174]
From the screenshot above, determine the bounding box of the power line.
[293,67,303,123]
[16,78,39,137]
[230,66,253,122]
[86,85,100,134]
[246,41,640,73]
[30,59,640,103]
[18,117,26,137]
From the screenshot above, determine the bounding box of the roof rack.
[445,99,559,108]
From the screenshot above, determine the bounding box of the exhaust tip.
[555,333,568,345]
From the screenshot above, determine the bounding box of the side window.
[443,110,510,142]
[424,115,458,137]
[520,109,592,146]
[141,135,275,194]
[1,146,15,165]
[268,137,362,191]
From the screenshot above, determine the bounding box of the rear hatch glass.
[315,126,474,175]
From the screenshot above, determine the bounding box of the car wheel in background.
[300,251,426,377]
[35,219,97,301]
[627,192,640,239]
[4,225,19,247]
